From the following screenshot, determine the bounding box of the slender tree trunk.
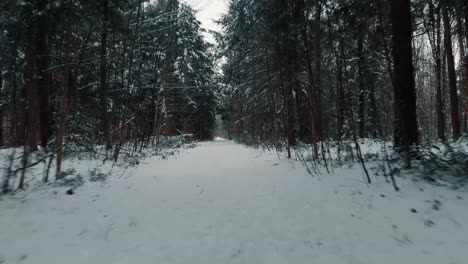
[313,2,324,141]
[265,49,278,145]
[36,0,51,148]
[461,0,468,133]
[100,0,112,150]
[432,2,446,142]
[301,29,319,159]
[442,0,461,139]
[358,30,366,138]
[285,51,297,149]
[25,10,39,151]
[390,0,419,148]
[56,31,73,175]
[336,38,345,141]
[465,57,468,134]
[277,49,290,157]
[463,0,468,133]
[457,8,466,90]
[10,67,18,146]
[0,69,3,146]
[297,0,319,158]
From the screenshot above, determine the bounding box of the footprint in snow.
[19,254,28,261]
[424,219,435,227]
[231,248,244,259]
[425,199,442,211]
[392,234,413,246]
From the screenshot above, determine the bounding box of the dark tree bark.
[336,36,345,141]
[25,9,39,151]
[390,0,418,147]
[461,0,468,133]
[426,1,446,142]
[297,0,319,158]
[0,69,3,146]
[442,0,461,140]
[285,46,297,149]
[100,0,112,150]
[434,2,446,142]
[275,0,297,158]
[10,67,18,146]
[312,1,324,141]
[56,30,73,175]
[36,0,51,148]
[357,28,366,138]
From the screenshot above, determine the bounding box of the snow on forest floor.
[1,140,468,264]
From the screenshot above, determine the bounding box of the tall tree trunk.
[427,0,446,142]
[313,2,324,141]
[277,47,290,157]
[357,30,366,138]
[25,10,39,151]
[265,49,278,145]
[100,0,112,150]
[341,33,352,142]
[301,30,319,157]
[10,67,18,146]
[336,37,345,141]
[442,0,461,139]
[56,30,73,175]
[461,0,468,133]
[36,0,51,148]
[0,69,3,146]
[285,49,297,149]
[276,0,297,157]
[465,57,468,134]
[390,0,419,148]
[297,0,319,158]
[432,1,446,142]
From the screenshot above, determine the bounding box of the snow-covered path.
[1,140,468,264]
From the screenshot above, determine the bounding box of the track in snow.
[1,140,467,264]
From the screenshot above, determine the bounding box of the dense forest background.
[0,0,219,191]
[219,0,468,155]
[1,0,468,193]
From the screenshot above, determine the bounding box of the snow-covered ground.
[1,140,467,264]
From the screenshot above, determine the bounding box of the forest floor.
[1,140,468,264]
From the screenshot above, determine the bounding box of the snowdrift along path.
[1,140,468,264]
